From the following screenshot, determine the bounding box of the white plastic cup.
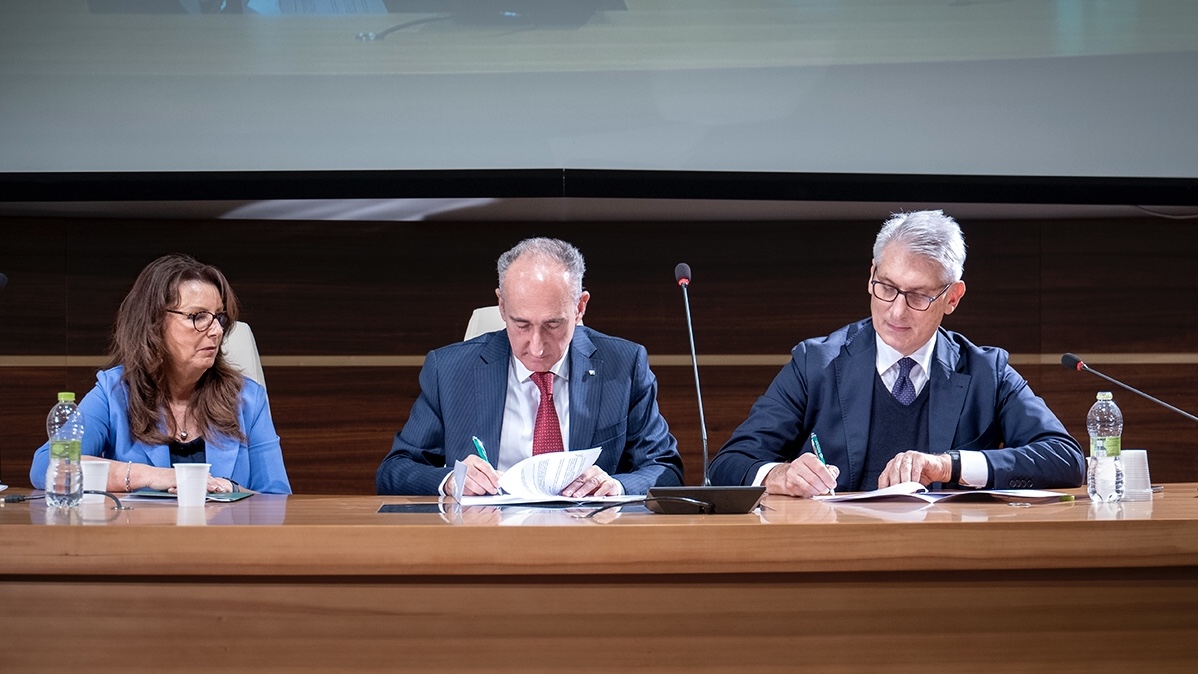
[1120,499,1154,520]
[1121,449,1152,502]
[176,507,208,526]
[174,463,211,508]
[81,461,111,504]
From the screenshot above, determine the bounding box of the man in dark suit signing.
[710,210,1085,497]
[377,237,684,496]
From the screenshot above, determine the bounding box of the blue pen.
[471,436,489,463]
[809,433,835,496]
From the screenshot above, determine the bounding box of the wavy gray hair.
[873,210,967,284]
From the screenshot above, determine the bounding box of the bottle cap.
[1096,391,1113,401]
[57,391,76,402]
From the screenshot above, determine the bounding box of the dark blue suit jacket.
[710,319,1085,490]
[376,326,684,495]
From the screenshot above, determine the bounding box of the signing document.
[455,447,641,506]
[814,481,1073,504]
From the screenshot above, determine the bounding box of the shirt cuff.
[958,450,989,488]
[437,471,452,497]
[752,462,782,487]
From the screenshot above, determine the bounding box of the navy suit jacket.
[376,326,684,495]
[710,319,1085,490]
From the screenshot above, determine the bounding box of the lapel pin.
[587,369,596,377]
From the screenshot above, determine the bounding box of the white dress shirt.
[497,353,571,472]
[874,333,935,401]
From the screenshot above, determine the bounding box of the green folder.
[128,489,254,503]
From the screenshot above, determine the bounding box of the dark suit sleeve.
[376,350,453,495]
[969,354,1086,489]
[608,345,684,494]
[709,350,810,487]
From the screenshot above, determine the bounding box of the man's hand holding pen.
[447,454,503,496]
[764,453,840,498]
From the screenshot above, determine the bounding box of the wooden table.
[3,486,1198,672]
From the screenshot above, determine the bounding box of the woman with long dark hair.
[31,254,290,494]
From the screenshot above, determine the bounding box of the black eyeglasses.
[166,309,229,331]
[870,279,953,312]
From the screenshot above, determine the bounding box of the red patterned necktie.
[530,371,564,455]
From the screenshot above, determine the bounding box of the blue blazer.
[376,326,684,495]
[30,366,292,494]
[710,319,1085,490]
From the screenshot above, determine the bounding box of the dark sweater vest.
[857,373,930,491]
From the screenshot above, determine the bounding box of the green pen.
[809,433,835,496]
[471,435,489,463]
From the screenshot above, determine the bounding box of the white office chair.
[464,306,506,341]
[222,321,266,390]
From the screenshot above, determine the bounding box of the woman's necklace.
[170,402,192,442]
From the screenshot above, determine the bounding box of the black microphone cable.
[4,491,131,509]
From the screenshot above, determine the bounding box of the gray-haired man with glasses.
[710,210,1084,496]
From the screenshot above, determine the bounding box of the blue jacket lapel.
[205,433,239,480]
[144,441,170,474]
[928,329,970,453]
[835,322,876,488]
[568,327,600,451]
[474,331,510,468]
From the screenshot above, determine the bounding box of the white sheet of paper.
[454,447,642,506]
[814,481,1069,505]
[458,493,642,507]
[498,447,603,498]
[814,481,927,502]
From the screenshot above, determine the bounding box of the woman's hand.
[133,462,243,494]
[140,465,180,491]
[207,477,236,493]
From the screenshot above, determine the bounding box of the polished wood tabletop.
[5,485,1198,672]
[4,484,1197,577]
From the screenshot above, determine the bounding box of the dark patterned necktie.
[892,357,917,406]
[531,371,564,455]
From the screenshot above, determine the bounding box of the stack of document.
[814,481,1073,504]
[454,447,641,506]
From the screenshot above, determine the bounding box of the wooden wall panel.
[1041,220,1198,353]
[265,367,420,495]
[0,219,68,355]
[2,215,1196,492]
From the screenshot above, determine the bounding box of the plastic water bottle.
[45,391,85,508]
[1086,391,1124,503]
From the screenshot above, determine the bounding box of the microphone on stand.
[1061,353,1198,423]
[675,263,710,485]
[645,263,765,514]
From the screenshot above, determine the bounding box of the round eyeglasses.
[870,279,953,312]
[166,309,229,332]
